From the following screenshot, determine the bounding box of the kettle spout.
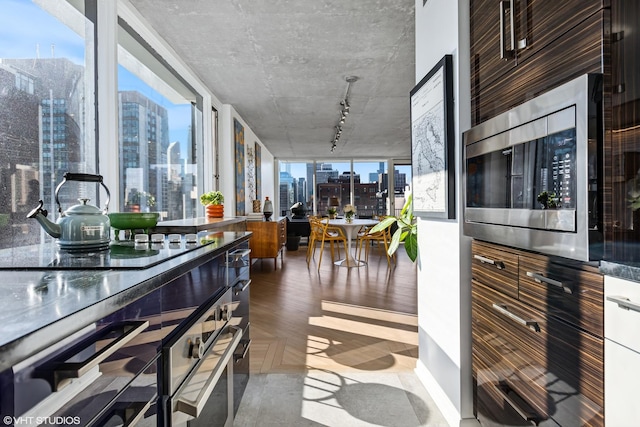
[27,200,62,238]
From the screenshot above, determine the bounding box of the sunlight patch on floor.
[308,314,417,345]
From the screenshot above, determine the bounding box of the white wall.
[413,1,475,426]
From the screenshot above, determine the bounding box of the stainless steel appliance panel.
[162,281,245,427]
[228,248,251,416]
[463,74,601,261]
[164,289,232,398]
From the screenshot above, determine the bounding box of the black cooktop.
[0,232,226,270]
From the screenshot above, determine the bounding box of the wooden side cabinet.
[245,217,286,269]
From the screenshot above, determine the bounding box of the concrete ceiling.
[129,0,415,160]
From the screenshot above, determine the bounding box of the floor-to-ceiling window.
[0,0,94,249]
[353,161,389,218]
[393,163,412,216]
[278,161,314,216]
[117,20,203,221]
[279,160,392,218]
[315,160,350,216]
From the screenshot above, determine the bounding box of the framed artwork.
[410,54,455,219]
[255,142,261,201]
[246,146,256,202]
[234,118,245,216]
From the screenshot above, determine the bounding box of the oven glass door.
[467,129,577,211]
[170,326,242,427]
[465,106,577,232]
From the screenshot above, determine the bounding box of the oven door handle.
[174,325,243,418]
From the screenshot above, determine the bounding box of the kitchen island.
[0,230,252,426]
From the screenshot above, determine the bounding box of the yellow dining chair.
[357,216,395,266]
[307,217,348,269]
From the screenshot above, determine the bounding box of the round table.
[328,218,379,267]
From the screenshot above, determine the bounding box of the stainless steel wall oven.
[159,245,251,427]
[463,74,603,261]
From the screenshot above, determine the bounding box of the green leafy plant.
[200,191,224,206]
[343,204,356,219]
[369,194,417,262]
[327,207,337,216]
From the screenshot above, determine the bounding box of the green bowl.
[108,212,159,230]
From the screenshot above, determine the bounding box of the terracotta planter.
[206,204,224,218]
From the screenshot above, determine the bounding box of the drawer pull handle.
[48,320,149,391]
[607,295,640,313]
[496,381,541,424]
[98,400,152,427]
[229,248,251,258]
[233,279,251,295]
[492,303,540,332]
[526,271,573,294]
[474,254,505,270]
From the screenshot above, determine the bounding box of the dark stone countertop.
[0,231,251,371]
[600,260,640,284]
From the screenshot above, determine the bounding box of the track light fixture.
[330,76,358,152]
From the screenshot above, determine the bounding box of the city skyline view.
[0,0,192,153]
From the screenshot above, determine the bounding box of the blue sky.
[1,0,190,152]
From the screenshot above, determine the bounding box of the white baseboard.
[415,360,481,427]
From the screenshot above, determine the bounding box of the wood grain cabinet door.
[519,256,604,337]
[470,0,606,125]
[473,280,604,426]
[470,0,519,102]
[471,240,520,299]
[512,0,603,65]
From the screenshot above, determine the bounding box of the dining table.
[328,218,379,267]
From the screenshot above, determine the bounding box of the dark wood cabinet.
[472,240,604,426]
[470,0,606,125]
[607,0,640,262]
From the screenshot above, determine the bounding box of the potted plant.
[369,194,418,262]
[343,204,356,222]
[327,207,337,219]
[200,191,224,218]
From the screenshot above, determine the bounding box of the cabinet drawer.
[471,240,519,298]
[519,257,603,337]
[473,281,604,426]
[604,276,640,353]
[605,338,640,425]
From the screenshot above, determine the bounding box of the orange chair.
[307,217,348,269]
[357,217,395,266]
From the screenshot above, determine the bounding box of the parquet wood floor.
[247,243,419,375]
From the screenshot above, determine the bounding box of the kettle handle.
[55,173,111,214]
